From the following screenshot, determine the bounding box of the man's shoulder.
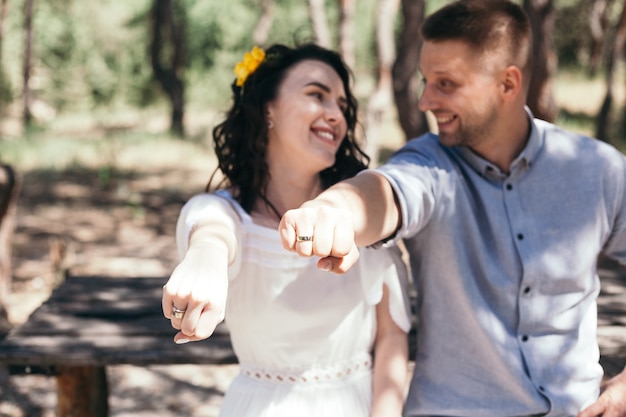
[404,132,439,148]
[535,118,625,163]
[392,132,449,160]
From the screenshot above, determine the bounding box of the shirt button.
[506,184,513,190]
[521,335,529,342]
[517,233,524,240]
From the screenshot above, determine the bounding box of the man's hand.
[279,205,360,274]
[578,370,626,417]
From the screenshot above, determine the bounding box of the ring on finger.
[171,306,186,319]
[296,235,313,242]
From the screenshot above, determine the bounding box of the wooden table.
[0,264,624,416]
[596,257,626,378]
[0,275,236,417]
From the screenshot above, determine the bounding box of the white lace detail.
[239,354,372,385]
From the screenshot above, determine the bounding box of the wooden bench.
[0,275,236,417]
[0,261,624,417]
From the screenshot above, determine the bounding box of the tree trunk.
[0,165,19,335]
[22,0,34,127]
[588,0,612,77]
[365,0,399,165]
[253,0,274,46]
[309,0,332,48]
[392,0,428,141]
[523,0,558,123]
[596,0,626,142]
[338,0,355,69]
[150,0,186,137]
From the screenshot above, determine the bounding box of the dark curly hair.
[208,43,369,216]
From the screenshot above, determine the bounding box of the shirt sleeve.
[600,149,626,263]
[359,245,412,333]
[370,136,443,246]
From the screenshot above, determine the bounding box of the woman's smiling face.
[265,59,348,174]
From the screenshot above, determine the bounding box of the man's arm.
[279,170,400,273]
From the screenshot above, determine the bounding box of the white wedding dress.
[177,190,411,417]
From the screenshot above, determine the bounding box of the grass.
[0,104,219,173]
[554,67,626,142]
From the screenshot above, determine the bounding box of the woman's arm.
[162,208,238,344]
[370,284,409,417]
[280,170,401,274]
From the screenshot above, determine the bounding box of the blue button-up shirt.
[376,112,626,417]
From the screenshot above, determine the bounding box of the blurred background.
[0,0,625,415]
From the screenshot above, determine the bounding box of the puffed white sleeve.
[359,245,412,333]
[175,193,243,278]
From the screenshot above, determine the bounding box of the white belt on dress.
[239,353,372,385]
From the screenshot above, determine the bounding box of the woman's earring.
[267,120,274,129]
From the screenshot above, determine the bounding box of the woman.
[162,43,410,417]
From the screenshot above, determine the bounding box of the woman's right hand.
[162,240,229,344]
[279,205,360,274]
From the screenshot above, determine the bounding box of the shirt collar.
[452,106,544,178]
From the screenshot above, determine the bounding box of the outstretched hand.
[279,205,360,274]
[162,243,228,344]
[578,370,626,417]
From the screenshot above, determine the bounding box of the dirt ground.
[1,138,624,416]
[0,164,240,416]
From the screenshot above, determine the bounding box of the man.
[279,1,626,416]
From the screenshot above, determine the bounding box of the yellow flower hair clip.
[234,46,266,87]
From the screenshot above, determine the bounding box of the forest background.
[0,0,626,414]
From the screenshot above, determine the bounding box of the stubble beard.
[438,104,499,150]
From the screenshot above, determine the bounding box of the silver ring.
[172,306,186,319]
[296,235,313,242]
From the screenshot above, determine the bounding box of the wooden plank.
[0,332,236,366]
[0,270,623,374]
[0,276,236,367]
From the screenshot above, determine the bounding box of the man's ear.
[501,65,523,98]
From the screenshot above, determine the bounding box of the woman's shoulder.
[183,189,248,219]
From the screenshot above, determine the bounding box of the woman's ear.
[265,103,274,122]
[265,105,275,129]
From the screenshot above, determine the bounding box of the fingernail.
[175,338,190,344]
[319,259,332,271]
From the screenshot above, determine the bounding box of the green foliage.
[24,0,155,110]
[0,66,12,113]
[553,1,590,68]
[0,0,622,147]
[186,12,222,71]
[0,0,384,118]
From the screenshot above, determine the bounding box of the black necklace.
[259,195,282,221]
